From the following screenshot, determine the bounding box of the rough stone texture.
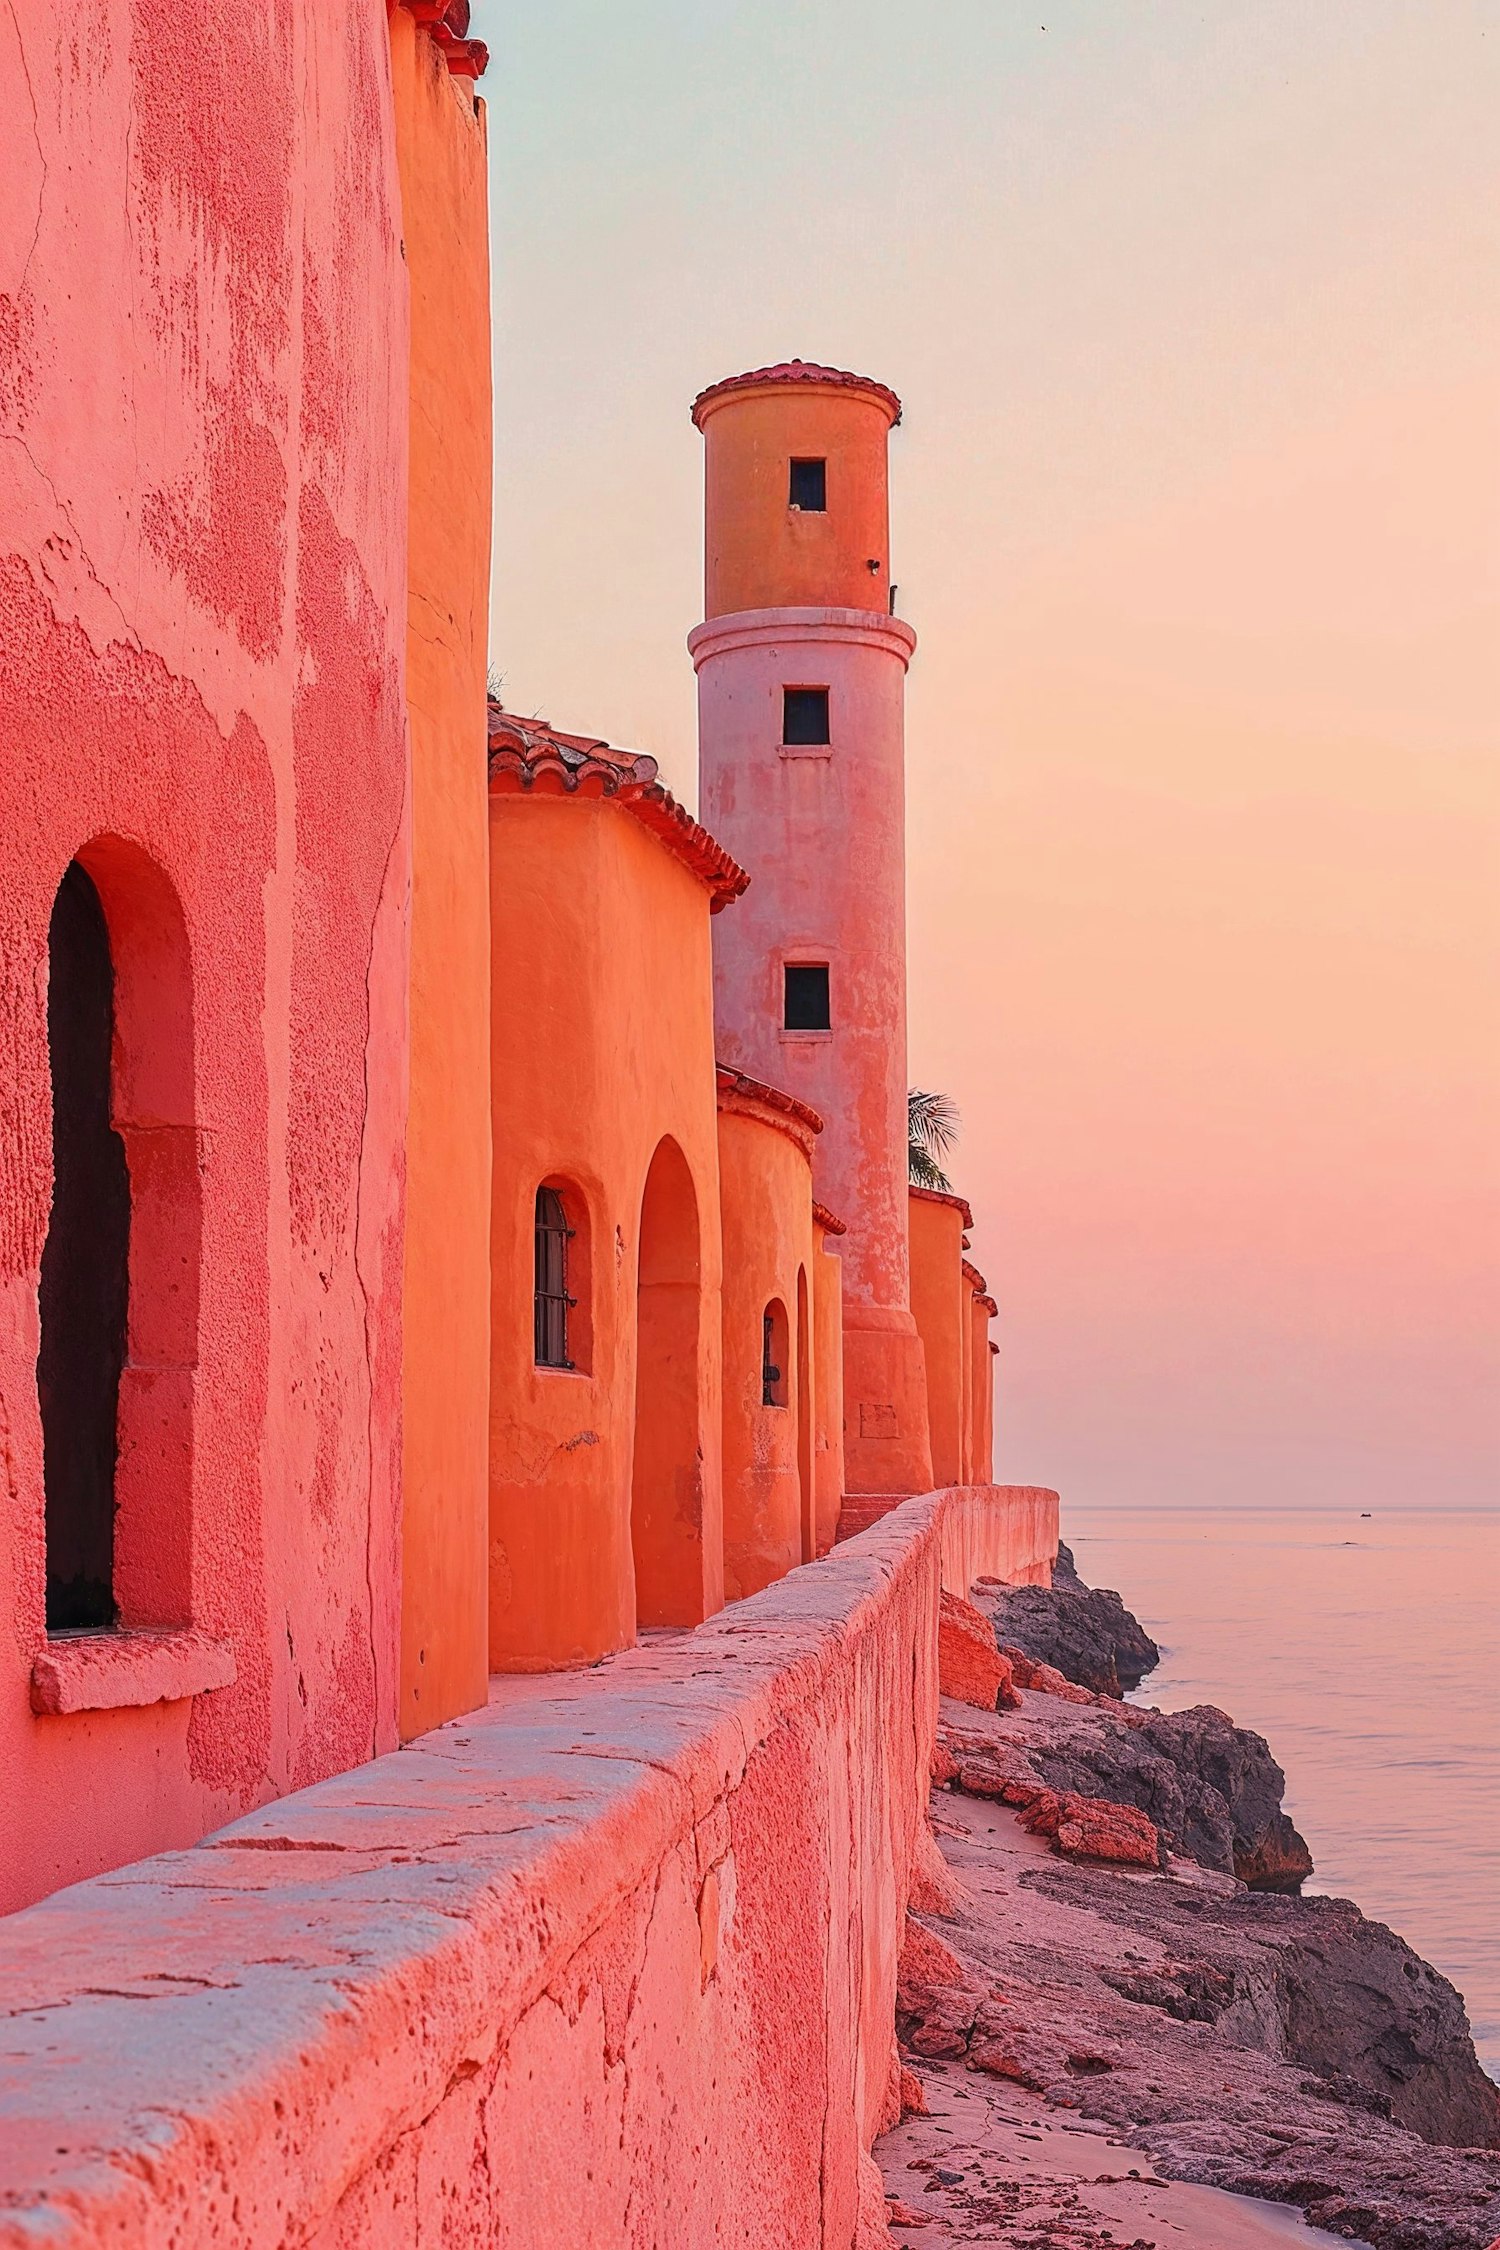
[974,1545,1160,1698]
[899,1694,1500,2249]
[879,2063,1381,2248]
[996,1688,1315,1894]
[1020,1790,1163,1870]
[1000,1645,1099,1704]
[1135,1705,1313,1892]
[939,1590,1019,1712]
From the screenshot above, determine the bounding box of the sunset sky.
[469,1,1499,1513]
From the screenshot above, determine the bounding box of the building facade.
[0,12,1033,2238]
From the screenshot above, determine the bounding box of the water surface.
[1062,1503,1500,2082]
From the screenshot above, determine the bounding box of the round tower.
[689,360,933,1497]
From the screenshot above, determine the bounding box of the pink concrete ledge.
[29,1628,237,1715]
[0,1485,1054,2248]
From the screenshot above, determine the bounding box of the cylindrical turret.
[690,360,933,1497]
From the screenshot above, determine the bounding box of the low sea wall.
[939,1483,1059,1593]
[839,1483,1059,1592]
[0,1486,1058,2248]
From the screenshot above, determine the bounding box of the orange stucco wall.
[487,793,725,1669]
[716,1092,817,1602]
[697,380,899,620]
[812,1223,846,1555]
[908,1190,969,1489]
[391,10,493,1741]
[971,1296,996,1483]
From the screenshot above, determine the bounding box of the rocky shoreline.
[879,1550,1500,2248]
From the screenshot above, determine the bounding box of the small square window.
[784,963,830,1032]
[789,457,827,512]
[782,687,829,746]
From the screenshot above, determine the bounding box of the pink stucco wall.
[0,3,410,1908]
[0,1487,1056,2247]
[695,607,917,1321]
[938,1483,1058,1593]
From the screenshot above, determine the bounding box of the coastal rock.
[898,1716,1500,2249]
[1000,1644,1099,1703]
[937,1589,1019,1712]
[1019,1788,1164,1868]
[974,1542,1160,1697]
[995,1685,1314,1892]
[1272,1891,1500,2150]
[898,1914,969,1998]
[1137,1704,1313,1892]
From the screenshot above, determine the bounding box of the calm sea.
[1062,1504,1500,2083]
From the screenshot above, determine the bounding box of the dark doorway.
[39,861,130,1631]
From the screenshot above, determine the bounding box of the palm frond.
[908,1088,959,1192]
[908,1143,954,1193]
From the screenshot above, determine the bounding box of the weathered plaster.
[0,1,410,1909]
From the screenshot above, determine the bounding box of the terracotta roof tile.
[715,1065,823,1138]
[812,1201,847,1238]
[487,704,750,913]
[397,0,488,76]
[691,360,902,429]
[908,1183,975,1230]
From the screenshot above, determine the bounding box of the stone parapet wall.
[938,1483,1060,1593]
[0,1485,1057,2247]
[0,1485,1056,2241]
[839,1484,1059,1592]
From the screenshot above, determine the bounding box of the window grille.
[789,457,827,511]
[534,1187,575,1368]
[762,1309,783,1407]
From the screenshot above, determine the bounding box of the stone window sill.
[777,742,832,761]
[779,1027,833,1044]
[31,1628,236,1717]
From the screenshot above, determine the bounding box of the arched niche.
[630,1136,705,1629]
[38,837,200,1637]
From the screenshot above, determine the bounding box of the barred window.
[762,1299,789,1407]
[789,457,827,511]
[534,1186,575,1368]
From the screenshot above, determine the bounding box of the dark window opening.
[783,963,831,1032]
[782,687,829,746]
[789,457,827,512]
[40,861,130,1632]
[762,1304,788,1407]
[534,1186,576,1368]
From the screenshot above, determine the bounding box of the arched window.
[762,1297,789,1408]
[38,862,131,1631]
[534,1186,575,1368]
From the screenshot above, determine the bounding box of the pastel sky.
[468,1,1499,1513]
